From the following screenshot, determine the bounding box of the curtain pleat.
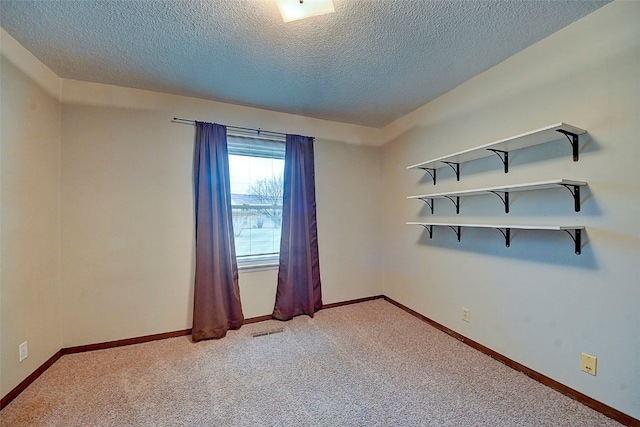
[273,134,322,320]
[192,122,244,341]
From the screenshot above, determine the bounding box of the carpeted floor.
[1,300,622,426]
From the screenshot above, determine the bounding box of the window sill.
[237,256,279,272]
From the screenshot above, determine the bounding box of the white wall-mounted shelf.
[407,123,586,184]
[407,179,587,214]
[407,222,585,255]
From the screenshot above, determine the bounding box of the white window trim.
[228,132,285,270]
[237,254,280,272]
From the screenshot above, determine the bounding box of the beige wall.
[0,26,383,395]
[59,82,383,347]
[0,50,62,396]
[379,1,639,418]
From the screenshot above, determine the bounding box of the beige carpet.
[1,300,622,426]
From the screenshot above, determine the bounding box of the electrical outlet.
[19,342,28,362]
[581,353,597,376]
[462,308,470,323]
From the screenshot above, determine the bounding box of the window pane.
[228,134,285,263]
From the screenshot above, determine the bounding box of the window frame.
[227,130,285,271]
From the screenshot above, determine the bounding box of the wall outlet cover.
[19,341,28,362]
[581,352,597,376]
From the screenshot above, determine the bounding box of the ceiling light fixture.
[278,0,335,23]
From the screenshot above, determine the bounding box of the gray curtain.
[273,134,322,320]
[192,122,244,341]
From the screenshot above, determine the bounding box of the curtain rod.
[172,117,289,138]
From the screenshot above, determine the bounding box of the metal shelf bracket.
[419,167,437,185]
[442,161,460,181]
[556,129,580,162]
[560,184,581,212]
[444,196,460,214]
[420,198,434,214]
[563,229,582,255]
[489,191,510,213]
[418,224,434,239]
[447,225,461,242]
[487,149,509,173]
[496,227,511,247]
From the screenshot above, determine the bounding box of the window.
[228,131,285,270]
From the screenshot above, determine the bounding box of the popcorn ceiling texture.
[0,300,623,426]
[0,1,610,127]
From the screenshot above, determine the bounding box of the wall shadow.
[414,226,597,269]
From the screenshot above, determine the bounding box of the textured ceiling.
[0,0,610,128]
